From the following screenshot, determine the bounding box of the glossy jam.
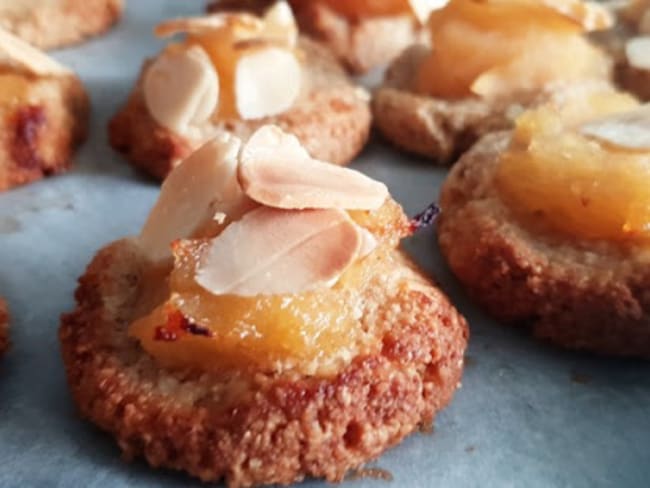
[129,202,410,374]
[415,0,606,99]
[319,0,411,18]
[496,92,650,241]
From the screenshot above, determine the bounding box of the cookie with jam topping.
[437,88,650,356]
[372,0,615,163]
[109,2,371,181]
[208,0,439,74]
[0,28,88,191]
[61,125,468,487]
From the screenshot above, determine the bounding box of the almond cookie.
[0,28,88,191]
[0,298,8,356]
[208,0,439,74]
[109,3,371,181]
[438,90,650,357]
[372,0,614,163]
[0,0,123,50]
[61,125,468,487]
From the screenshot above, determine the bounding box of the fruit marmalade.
[130,201,411,375]
[415,0,608,99]
[496,91,650,242]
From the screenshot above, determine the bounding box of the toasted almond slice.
[626,36,650,71]
[138,132,253,262]
[408,0,449,24]
[580,104,650,151]
[155,14,263,38]
[357,226,378,258]
[196,207,361,296]
[239,126,388,210]
[234,47,301,120]
[263,1,299,47]
[0,27,70,76]
[144,45,219,136]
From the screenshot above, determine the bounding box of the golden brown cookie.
[0,298,8,356]
[109,37,371,181]
[61,125,468,487]
[0,29,89,191]
[208,0,426,74]
[0,0,123,50]
[437,130,650,357]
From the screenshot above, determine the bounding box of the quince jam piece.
[495,92,650,241]
[319,0,411,18]
[415,0,606,99]
[130,202,410,374]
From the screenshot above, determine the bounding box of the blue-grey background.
[0,1,648,487]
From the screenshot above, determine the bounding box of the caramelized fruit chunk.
[416,0,607,99]
[130,201,409,374]
[496,92,650,241]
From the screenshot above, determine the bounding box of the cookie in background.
[437,86,650,357]
[0,28,88,191]
[373,0,614,163]
[109,1,371,180]
[209,0,443,74]
[0,0,123,50]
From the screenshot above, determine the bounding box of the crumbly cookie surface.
[372,46,614,163]
[437,131,650,357]
[60,238,468,487]
[0,0,123,50]
[109,37,371,180]
[0,72,88,191]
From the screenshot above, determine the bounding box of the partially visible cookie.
[0,28,89,191]
[437,97,650,357]
[109,33,371,180]
[0,298,8,356]
[0,0,123,50]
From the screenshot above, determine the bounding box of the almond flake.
[235,47,301,120]
[138,132,254,262]
[239,126,388,210]
[263,1,299,47]
[408,0,449,24]
[0,27,70,76]
[626,36,650,71]
[144,45,219,136]
[580,104,650,151]
[155,14,263,39]
[196,207,361,296]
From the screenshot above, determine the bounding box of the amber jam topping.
[319,0,412,18]
[129,201,410,375]
[496,91,650,242]
[415,0,609,99]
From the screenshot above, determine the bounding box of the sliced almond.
[138,132,253,262]
[196,207,361,296]
[155,14,263,39]
[239,126,389,210]
[263,1,299,47]
[580,104,650,151]
[144,45,219,136]
[357,227,378,258]
[408,0,449,24]
[626,36,650,71]
[234,47,301,120]
[0,27,70,76]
